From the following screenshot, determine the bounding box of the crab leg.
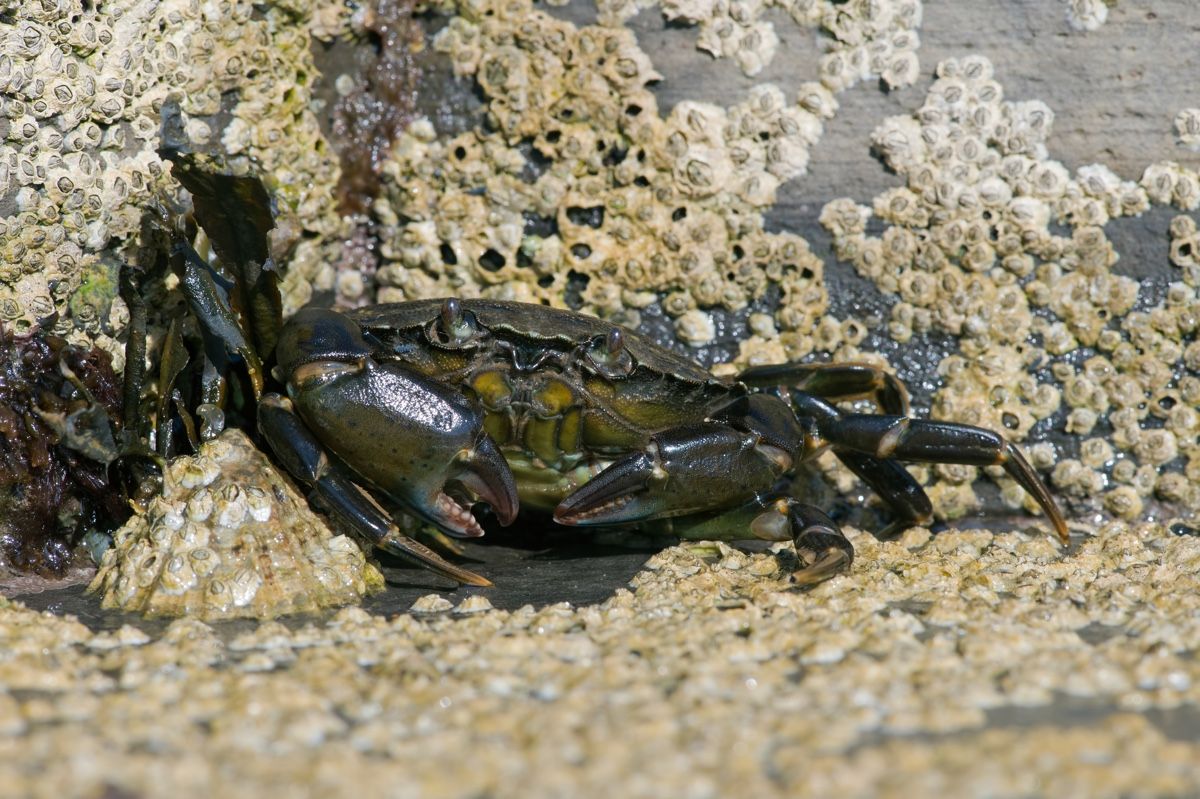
[816,413,1069,543]
[654,487,857,587]
[834,451,934,535]
[258,394,492,586]
[739,362,910,415]
[763,501,855,586]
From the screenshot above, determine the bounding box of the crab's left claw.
[554,422,791,525]
[277,308,519,540]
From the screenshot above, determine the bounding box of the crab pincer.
[268,308,518,566]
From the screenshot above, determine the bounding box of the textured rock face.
[0,0,343,363]
[88,430,384,619]
[6,520,1200,797]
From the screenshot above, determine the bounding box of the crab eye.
[426,298,482,349]
[585,327,633,378]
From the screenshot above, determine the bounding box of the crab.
[145,155,1069,591]
[251,297,1069,587]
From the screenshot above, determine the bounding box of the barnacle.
[1176,108,1200,153]
[89,430,384,620]
[1064,0,1110,32]
[595,0,922,81]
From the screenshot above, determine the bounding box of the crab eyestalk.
[277,308,518,539]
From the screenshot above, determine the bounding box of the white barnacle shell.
[1076,163,1121,198]
[732,21,779,77]
[958,54,994,84]
[1065,0,1108,31]
[1175,108,1200,152]
[667,101,728,150]
[673,146,734,199]
[926,76,968,115]
[747,83,787,119]
[185,489,215,523]
[871,115,925,172]
[1007,196,1051,230]
[819,197,872,238]
[795,81,838,120]
[674,308,716,346]
[1140,161,1181,205]
[1009,99,1055,140]
[88,431,384,619]
[881,49,920,88]
[1028,160,1070,200]
[1172,169,1200,211]
[777,106,823,147]
[765,136,810,181]
[978,176,1013,207]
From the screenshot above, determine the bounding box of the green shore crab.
[125,154,1069,592]
[255,298,1069,587]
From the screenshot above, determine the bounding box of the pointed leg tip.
[790,548,852,587]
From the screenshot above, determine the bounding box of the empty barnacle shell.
[88,430,384,620]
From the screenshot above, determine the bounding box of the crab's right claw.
[259,394,492,586]
[451,433,518,527]
[278,308,520,540]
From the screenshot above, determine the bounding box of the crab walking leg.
[818,413,1070,544]
[738,362,911,416]
[760,501,855,586]
[258,394,492,586]
[661,490,857,586]
[834,450,934,535]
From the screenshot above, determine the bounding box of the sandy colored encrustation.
[88,430,385,620]
[3,520,1200,797]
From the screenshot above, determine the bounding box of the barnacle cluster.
[0,328,125,577]
[593,0,923,84]
[376,0,829,351]
[89,430,384,619]
[822,55,1200,517]
[0,0,342,356]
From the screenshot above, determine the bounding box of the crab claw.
[279,308,519,539]
[438,432,519,532]
[554,422,790,525]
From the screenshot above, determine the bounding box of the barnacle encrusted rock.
[821,55,1200,516]
[7,517,1200,795]
[0,0,343,357]
[88,430,384,619]
[376,0,827,355]
[595,0,923,83]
